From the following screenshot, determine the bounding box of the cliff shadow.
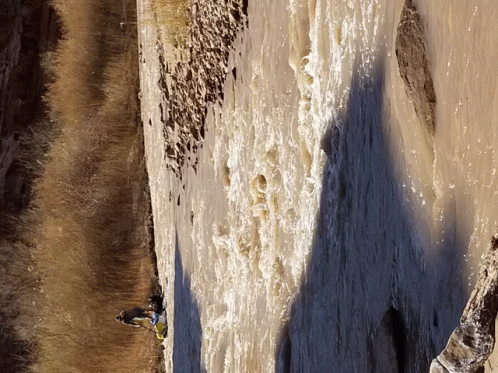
[275,57,469,372]
[173,231,205,373]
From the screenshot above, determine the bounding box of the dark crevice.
[368,305,407,373]
[388,306,407,373]
[275,324,291,373]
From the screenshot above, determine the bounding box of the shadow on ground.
[174,231,206,373]
[275,56,469,372]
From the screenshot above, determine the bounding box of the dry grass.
[0,239,39,373]
[150,0,189,47]
[0,0,163,371]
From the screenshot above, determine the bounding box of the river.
[138,0,498,371]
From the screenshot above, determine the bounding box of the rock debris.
[157,0,247,178]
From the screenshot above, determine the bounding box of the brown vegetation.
[1,0,163,371]
[0,239,38,373]
[151,0,189,47]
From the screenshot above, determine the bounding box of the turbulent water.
[140,0,498,371]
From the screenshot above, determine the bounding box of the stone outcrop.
[430,234,498,373]
[395,0,436,135]
[155,0,246,178]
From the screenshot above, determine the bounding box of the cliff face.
[0,0,59,215]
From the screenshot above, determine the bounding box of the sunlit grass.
[3,0,164,371]
[151,0,189,47]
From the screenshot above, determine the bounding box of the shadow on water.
[275,57,469,372]
[173,231,205,373]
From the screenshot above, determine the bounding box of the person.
[115,295,167,339]
[115,307,155,327]
[151,311,168,339]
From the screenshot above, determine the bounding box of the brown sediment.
[395,0,436,135]
[157,0,247,178]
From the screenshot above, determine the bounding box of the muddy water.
[138,0,498,371]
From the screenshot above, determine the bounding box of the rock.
[395,0,436,135]
[157,0,246,178]
[430,235,498,373]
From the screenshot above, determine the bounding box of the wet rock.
[395,0,436,135]
[430,234,498,373]
[157,0,246,178]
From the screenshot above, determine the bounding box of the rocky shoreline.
[155,0,246,178]
[431,234,498,373]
